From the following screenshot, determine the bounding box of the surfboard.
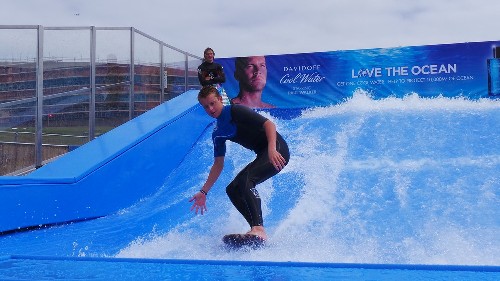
[222,234,265,250]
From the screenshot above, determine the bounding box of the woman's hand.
[189,192,207,215]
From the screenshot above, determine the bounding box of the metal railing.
[0,25,202,175]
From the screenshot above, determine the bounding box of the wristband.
[200,189,208,196]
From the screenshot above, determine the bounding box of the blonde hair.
[198,86,220,100]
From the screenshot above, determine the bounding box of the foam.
[115,92,499,265]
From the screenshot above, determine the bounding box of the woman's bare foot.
[247,226,267,240]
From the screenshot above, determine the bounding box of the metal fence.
[0,25,202,175]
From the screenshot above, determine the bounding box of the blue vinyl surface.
[0,91,498,280]
[0,255,498,281]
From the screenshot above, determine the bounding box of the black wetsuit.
[212,105,290,227]
[197,61,226,87]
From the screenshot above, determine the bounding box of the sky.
[1,0,500,59]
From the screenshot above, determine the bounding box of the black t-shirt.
[197,61,226,87]
[213,105,284,157]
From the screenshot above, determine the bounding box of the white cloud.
[1,0,499,58]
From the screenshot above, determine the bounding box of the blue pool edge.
[3,254,499,273]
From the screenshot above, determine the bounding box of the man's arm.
[189,156,224,215]
[197,66,207,86]
[202,156,224,194]
[211,65,226,84]
[263,120,286,171]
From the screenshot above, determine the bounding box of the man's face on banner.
[236,56,267,92]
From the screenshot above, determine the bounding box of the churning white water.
[115,92,499,265]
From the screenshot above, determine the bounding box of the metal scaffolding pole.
[34,25,44,169]
[89,26,96,140]
[129,27,135,120]
[160,43,165,104]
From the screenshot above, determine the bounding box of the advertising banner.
[217,41,500,108]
